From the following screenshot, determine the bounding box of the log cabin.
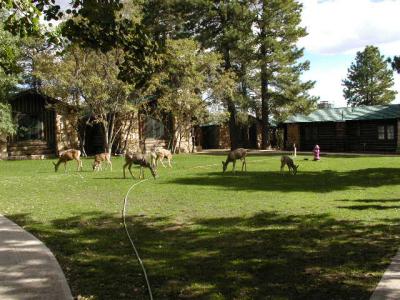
[284,105,400,153]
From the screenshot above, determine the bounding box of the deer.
[151,148,173,168]
[123,152,157,179]
[280,155,299,175]
[92,153,112,171]
[53,149,83,172]
[222,148,247,174]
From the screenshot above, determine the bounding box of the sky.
[299,0,400,107]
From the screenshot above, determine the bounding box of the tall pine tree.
[254,0,316,148]
[177,0,255,149]
[343,45,397,107]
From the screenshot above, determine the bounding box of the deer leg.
[232,160,236,174]
[280,163,284,175]
[64,162,67,172]
[109,160,112,171]
[139,166,143,179]
[160,158,166,168]
[168,157,172,168]
[241,158,246,172]
[77,159,82,171]
[123,163,127,178]
[128,164,135,179]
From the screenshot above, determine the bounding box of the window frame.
[378,125,385,140]
[386,125,395,140]
[144,117,165,139]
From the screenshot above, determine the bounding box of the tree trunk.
[260,65,270,149]
[102,122,110,154]
[260,8,270,150]
[223,48,240,150]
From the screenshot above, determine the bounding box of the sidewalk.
[0,215,73,300]
[370,249,400,300]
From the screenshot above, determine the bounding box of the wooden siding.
[300,122,339,151]
[346,119,397,152]
[291,119,398,152]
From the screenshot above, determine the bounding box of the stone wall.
[119,114,141,153]
[0,138,7,160]
[219,125,231,149]
[55,113,79,155]
[286,124,300,150]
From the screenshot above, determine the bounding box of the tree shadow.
[167,168,400,193]
[338,205,400,210]
[5,211,400,299]
[337,199,400,203]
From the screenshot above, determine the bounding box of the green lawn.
[1,154,400,299]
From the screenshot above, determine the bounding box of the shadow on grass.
[5,210,400,299]
[337,199,400,203]
[167,168,400,193]
[338,205,400,210]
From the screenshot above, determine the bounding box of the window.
[17,114,44,140]
[144,117,165,139]
[378,126,385,140]
[387,125,395,140]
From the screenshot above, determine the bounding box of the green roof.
[285,105,400,123]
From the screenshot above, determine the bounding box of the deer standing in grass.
[92,153,112,171]
[53,149,83,172]
[280,155,299,175]
[151,148,173,168]
[222,148,247,174]
[123,152,157,179]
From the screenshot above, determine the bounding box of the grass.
[1,154,400,299]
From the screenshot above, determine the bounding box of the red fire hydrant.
[313,144,320,161]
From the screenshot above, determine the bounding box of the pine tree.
[254,0,317,149]
[176,0,255,149]
[343,45,397,107]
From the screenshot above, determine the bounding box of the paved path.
[370,249,400,300]
[0,215,73,300]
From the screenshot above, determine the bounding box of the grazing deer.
[222,148,247,174]
[123,152,157,179]
[92,153,112,171]
[151,148,173,168]
[53,149,83,172]
[280,155,299,175]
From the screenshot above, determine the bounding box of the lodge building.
[284,105,400,153]
[0,90,179,160]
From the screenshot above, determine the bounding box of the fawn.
[280,155,299,175]
[123,152,157,179]
[92,153,112,171]
[222,148,247,174]
[53,149,83,172]
[151,148,173,168]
